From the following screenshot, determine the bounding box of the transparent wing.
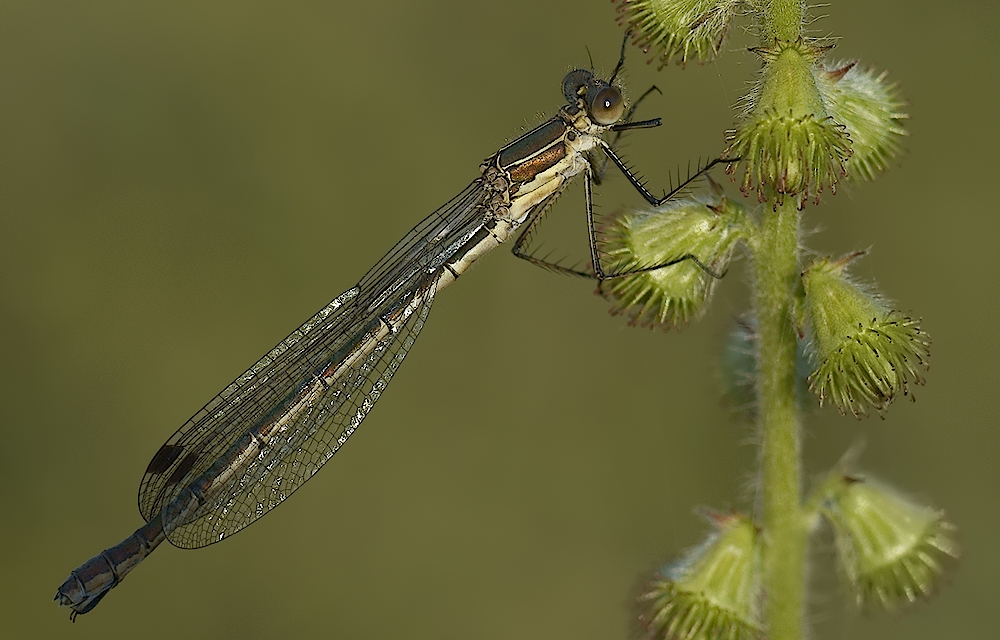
[161,281,436,548]
[138,178,489,548]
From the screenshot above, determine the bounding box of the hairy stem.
[760,0,805,42]
[753,201,806,640]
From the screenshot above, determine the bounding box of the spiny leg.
[511,185,593,278]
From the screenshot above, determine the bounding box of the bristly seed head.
[725,111,852,209]
[816,60,909,181]
[820,474,959,610]
[725,40,854,209]
[802,256,931,418]
[638,510,763,640]
[613,0,740,68]
[598,189,750,330]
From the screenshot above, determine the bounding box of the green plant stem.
[761,0,804,42]
[753,201,806,640]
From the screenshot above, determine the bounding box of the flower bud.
[802,255,930,417]
[821,475,959,609]
[613,0,740,67]
[598,189,749,330]
[639,511,762,640]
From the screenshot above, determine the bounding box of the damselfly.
[55,40,723,618]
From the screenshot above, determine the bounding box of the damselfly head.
[562,69,625,126]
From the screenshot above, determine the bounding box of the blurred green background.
[2,1,997,638]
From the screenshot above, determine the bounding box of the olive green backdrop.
[1,1,996,638]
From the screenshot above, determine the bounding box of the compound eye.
[590,87,624,125]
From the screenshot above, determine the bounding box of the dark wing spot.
[145,444,184,475]
[165,452,199,486]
